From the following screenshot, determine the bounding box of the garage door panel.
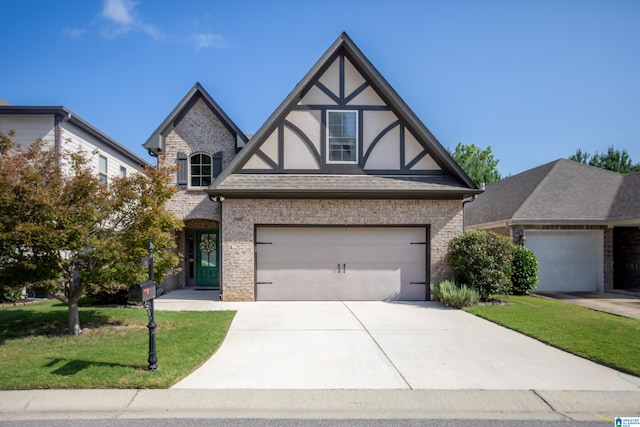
[256,226,427,301]
[525,231,603,292]
[257,278,426,301]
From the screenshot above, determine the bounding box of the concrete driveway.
[156,290,640,391]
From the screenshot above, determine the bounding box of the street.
[0,419,610,427]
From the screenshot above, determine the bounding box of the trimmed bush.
[430,280,480,308]
[511,245,539,295]
[1,285,22,303]
[447,230,513,300]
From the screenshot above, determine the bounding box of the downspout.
[208,194,225,300]
[462,183,484,231]
[462,195,477,232]
[54,111,72,167]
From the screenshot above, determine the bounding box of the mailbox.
[128,280,157,303]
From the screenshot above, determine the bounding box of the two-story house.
[0,105,149,181]
[144,33,480,301]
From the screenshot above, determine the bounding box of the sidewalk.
[1,389,639,421]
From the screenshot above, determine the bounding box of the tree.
[449,142,501,186]
[0,134,183,334]
[0,135,110,334]
[85,161,184,304]
[569,146,640,174]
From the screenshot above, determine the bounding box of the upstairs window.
[190,153,212,187]
[177,151,222,189]
[327,111,357,163]
[120,166,127,178]
[98,155,108,184]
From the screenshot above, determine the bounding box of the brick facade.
[158,98,234,291]
[220,198,463,301]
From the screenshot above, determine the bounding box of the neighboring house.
[145,32,480,301]
[0,105,149,181]
[465,158,640,292]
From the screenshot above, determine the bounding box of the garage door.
[525,230,603,292]
[255,226,428,301]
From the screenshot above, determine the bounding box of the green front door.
[196,230,219,288]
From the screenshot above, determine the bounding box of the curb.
[1,389,639,421]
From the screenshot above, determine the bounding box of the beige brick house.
[144,33,480,301]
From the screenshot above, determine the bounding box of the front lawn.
[466,295,640,377]
[0,299,235,389]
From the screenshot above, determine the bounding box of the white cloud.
[192,32,228,52]
[99,0,164,40]
[65,1,227,49]
[102,0,135,26]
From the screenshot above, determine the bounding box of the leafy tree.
[569,148,590,164]
[449,142,501,186]
[569,146,640,174]
[85,162,183,304]
[0,136,110,333]
[0,134,183,334]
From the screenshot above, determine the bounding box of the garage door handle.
[343,263,346,273]
[256,282,273,285]
[410,282,427,285]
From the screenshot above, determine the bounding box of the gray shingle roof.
[464,159,637,227]
[609,172,640,221]
[212,174,471,198]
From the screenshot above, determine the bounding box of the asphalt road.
[0,420,609,427]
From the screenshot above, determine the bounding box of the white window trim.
[98,154,108,184]
[188,152,213,190]
[326,110,358,164]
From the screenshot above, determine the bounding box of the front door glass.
[196,230,219,288]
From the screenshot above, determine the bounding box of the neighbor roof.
[609,172,640,222]
[209,32,479,198]
[464,158,638,227]
[0,105,149,168]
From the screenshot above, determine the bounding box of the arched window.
[190,153,212,187]
[176,151,223,189]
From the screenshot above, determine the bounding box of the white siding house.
[0,106,149,180]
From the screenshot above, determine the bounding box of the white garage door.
[255,226,428,301]
[525,230,603,292]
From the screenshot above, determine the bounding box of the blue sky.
[1,0,639,176]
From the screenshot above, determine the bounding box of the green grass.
[0,299,235,389]
[466,295,640,377]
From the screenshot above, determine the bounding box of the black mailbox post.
[128,279,157,303]
[128,243,158,371]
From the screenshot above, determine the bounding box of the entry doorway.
[186,229,219,288]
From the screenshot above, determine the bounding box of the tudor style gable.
[239,46,440,174]
[212,33,477,199]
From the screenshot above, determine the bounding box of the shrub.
[447,230,513,300]
[430,280,480,308]
[1,285,22,303]
[511,245,539,295]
